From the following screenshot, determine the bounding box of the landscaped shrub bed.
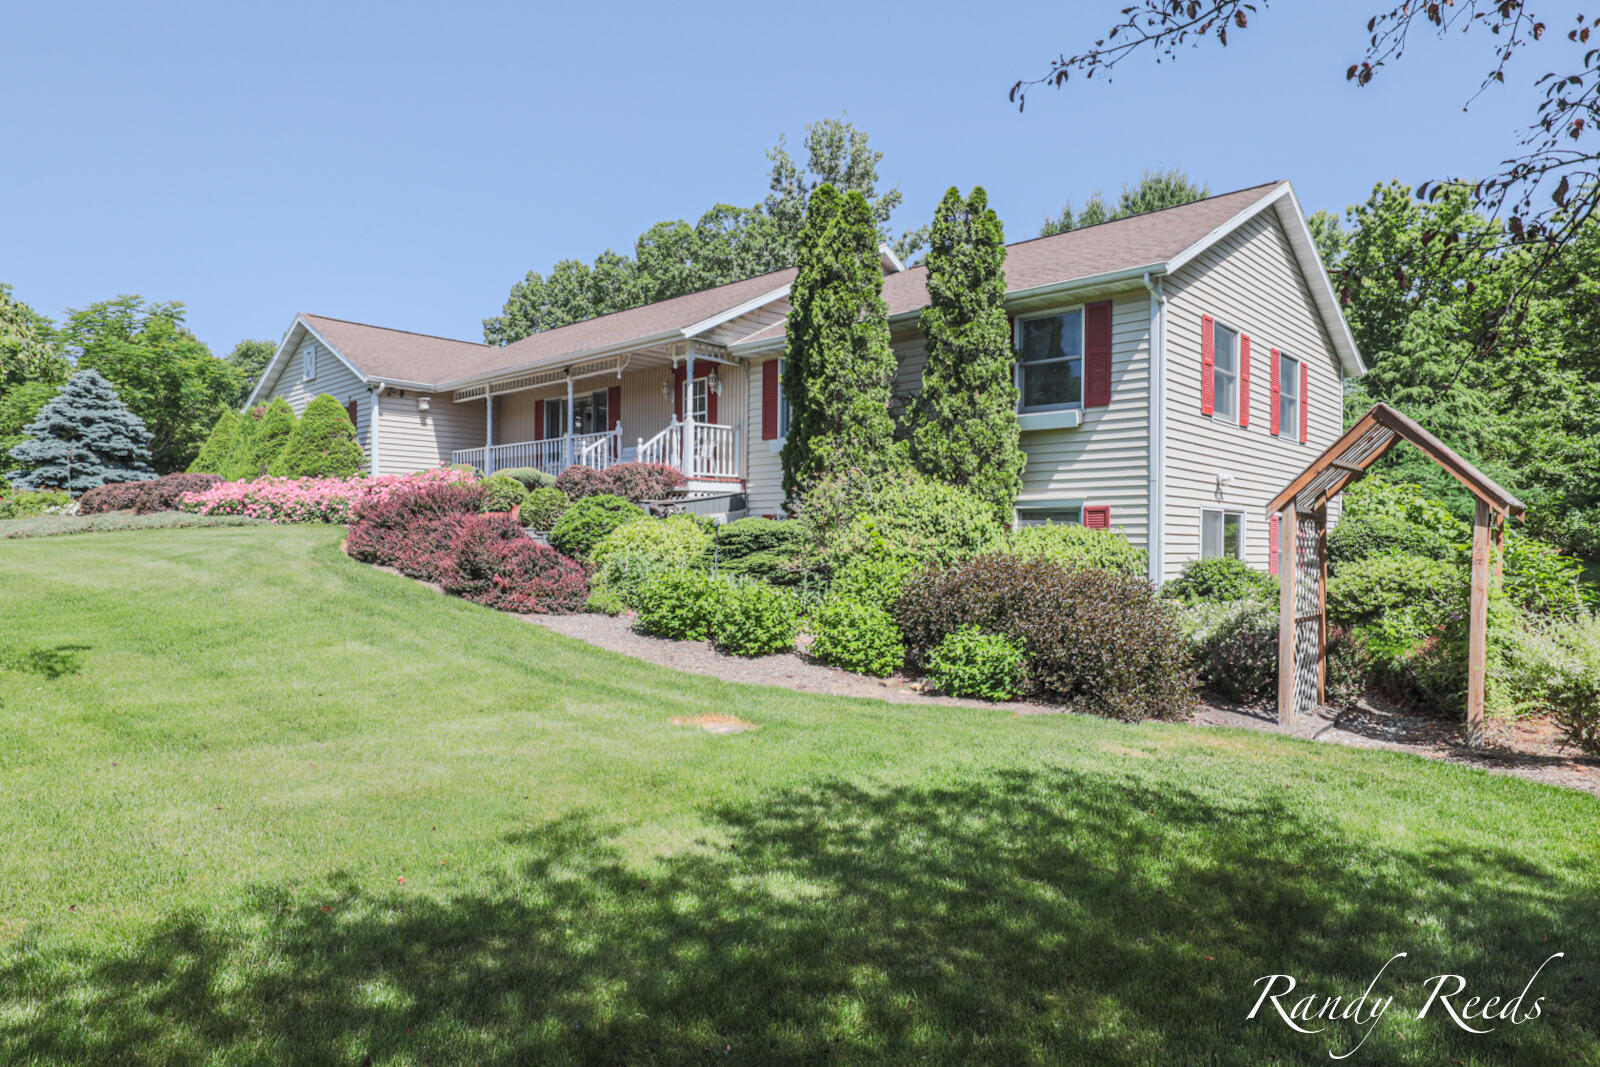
[548,494,645,559]
[634,570,727,641]
[345,480,488,579]
[78,473,224,515]
[809,596,905,676]
[436,515,588,614]
[710,582,801,657]
[896,553,1196,721]
[555,465,617,501]
[1161,557,1278,605]
[707,517,802,584]
[925,625,1026,701]
[180,469,475,524]
[590,514,711,606]
[0,488,73,520]
[1011,523,1147,577]
[797,469,1003,581]
[1177,599,1279,703]
[478,474,529,514]
[522,486,570,530]
[605,462,686,503]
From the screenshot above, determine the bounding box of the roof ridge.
[302,313,489,348]
[1006,180,1286,251]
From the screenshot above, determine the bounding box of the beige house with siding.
[247,180,1362,582]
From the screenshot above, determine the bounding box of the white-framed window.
[1015,308,1083,412]
[776,357,791,437]
[1211,321,1239,422]
[1278,351,1300,440]
[684,376,708,423]
[1015,505,1082,528]
[302,343,317,381]
[1201,508,1244,560]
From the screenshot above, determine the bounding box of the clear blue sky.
[1,0,1576,356]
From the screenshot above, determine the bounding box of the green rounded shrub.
[497,466,556,491]
[1327,473,1464,567]
[522,486,569,530]
[1011,523,1147,576]
[1177,599,1278,702]
[634,569,728,641]
[591,515,712,606]
[0,488,72,520]
[187,410,239,474]
[925,625,1026,701]
[479,474,529,514]
[798,469,1003,580]
[829,546,919,611]
[547,494,645,559]
[713,582,800,657]
[708,517,803,584]
[1326,553,1464,647]
[1162,557,1277,605]
[809,596,905,676]
[268,394,364,478]
[225,398,297,480]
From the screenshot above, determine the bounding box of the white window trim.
[1015,306,1086,414]
[1013,500,1085,528]
[1277,349,1303,443]
[1200,506,1247,561]
[768,357,791,452]
[302,343,317,381]
[1208,316,1243,428]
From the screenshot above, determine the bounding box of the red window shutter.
[706,374,718,424]
[1299,363,1309,444]
[1268,513,1280,575]
[533,399,544,441]
[761,360,779,439]
[1238,333,1251,428]
[1084,300,1113,408]
[345,398,358,426]
[672,364,685,420]
[1083,505,1111,530]
[1200,315,1215,415]
[1269,348,1281,436]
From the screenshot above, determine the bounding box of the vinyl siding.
[259,335,372,457]
[886,292,1153,550]
[746,356,786,515]
[376,391,484,474]
[1161,208,1346,580]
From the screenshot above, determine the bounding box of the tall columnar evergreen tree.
[6,370,155,492]
[223,399,296,480]
[779,185,898,503]
[188,409,240,474]
[269,394,365,477]
[908,187,1024,519]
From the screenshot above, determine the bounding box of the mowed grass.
[0,525,1596,1065]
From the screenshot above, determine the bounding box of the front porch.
[448,341,744,486]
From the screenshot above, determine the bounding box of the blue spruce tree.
[7,369,156,492]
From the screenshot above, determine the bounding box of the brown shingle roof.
[300,314,493,386]
[301,182,1286,387]
[729,181,1285,348]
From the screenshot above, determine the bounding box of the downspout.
[370,383,385,477]
[1143,272,1167,585]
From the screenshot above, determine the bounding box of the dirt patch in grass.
[670,713,759,735]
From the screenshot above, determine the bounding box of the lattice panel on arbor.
[1290,513,1323,718]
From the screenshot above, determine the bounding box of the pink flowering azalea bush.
[178,468,475,524]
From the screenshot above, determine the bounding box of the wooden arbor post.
[1267,403,1524,749]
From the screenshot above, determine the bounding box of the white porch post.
[484,395,495,474]
[564,375,575,468]
[683,345,696,479]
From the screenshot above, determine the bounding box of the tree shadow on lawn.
[4,768,1592,1065]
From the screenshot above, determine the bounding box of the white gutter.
[1143,271,1167,585]
[369,382,385,476]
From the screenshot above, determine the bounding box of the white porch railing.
[635,418,739,479]
[453,428,622,475]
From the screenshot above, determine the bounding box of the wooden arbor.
[1266,403,1525,748]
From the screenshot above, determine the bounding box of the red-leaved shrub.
[78,473,224,515]
[437,516,588,613]
[346,481,489,578]
[605,462,686,502]
[555,465,616,500]
[351,480,485,526]
[894,553,1196,722]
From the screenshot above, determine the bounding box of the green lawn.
[1,525,1595,1065]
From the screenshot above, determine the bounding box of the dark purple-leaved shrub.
[78,473,224,515]
[437,516,588,613]
[555,465,617,500]
[604,462,686,503]
[894,553,1196,721]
